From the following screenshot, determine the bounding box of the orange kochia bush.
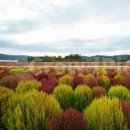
[47,108,86,130]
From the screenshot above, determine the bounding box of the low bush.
[16,80,41,93]
[5,90,62,130]
[73,76,84,89]
[9,67,26,75]
[121,76,130,90]
[84,97,128,130]
[120,100,130,129]
[0,86,14,129]
[92,86,107,98]
[59,75,73,86]
[84,74,97,88]
[53,84,74,110]
[47,108,86,130]
[74,85,92,112]
[108,85,130,100]
[40,78,58,94]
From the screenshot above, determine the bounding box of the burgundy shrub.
[96,76,104,86]
[40,78,58,94]
[106,68,117,78]
[73,76,84,89]
[110,78,121,86]
[0,73,35,89]
[47,108,86,130]
[120,100,130,128]
[35,72,48,81]
[0,68,9,79]
[121,76,130,90]
[92,86,107,98]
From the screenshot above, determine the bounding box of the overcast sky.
[0,0,130,56]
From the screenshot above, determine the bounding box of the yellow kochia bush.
[84,97,128,130]
[16,80,41,93]
[5,90,62,130]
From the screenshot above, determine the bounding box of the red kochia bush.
[121,76,130,90]
[47,108,86,130]
[73,76,84,89]
[110,78,121,86]
[0,73,35,89]
[92,86,107,98]
[120,100,130,128]
[35,72,48,81]
[40,78,58,94]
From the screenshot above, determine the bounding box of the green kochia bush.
[59,75,73,86]
[5,90,62,130]
[0,86,14,129]
[9,67,26,75]
[53,84,74,110]
[84,97,128,130]
[108,85,130,100]
[74,85,92,112]
[16,80,41,93]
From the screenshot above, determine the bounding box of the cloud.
[0,0,130,56]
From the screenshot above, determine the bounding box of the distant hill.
[0,54,28,61]
[0,53,130,62]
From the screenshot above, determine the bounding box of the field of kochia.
[0,66,130,130]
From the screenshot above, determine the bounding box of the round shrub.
[84,97,128,130]
[120,100,130,129]
[5,90,62,130]
[108,85,130,100]
[9,67,26,75]
[92,86,107,98]
[84,74,97,88]
[53,84,74,110]
[59,75,73,86]
[16,80,41,93]
[74,85,92,112]
[97,76,111,90]
[114,74,123,81]
[73,76,84,89]
[121,76,130,90]
[0,86,14,129]
[40,78,58,94]
[0,74,35,89]
[47,108,86,130]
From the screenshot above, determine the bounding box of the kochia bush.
[16,80,41,93]
[120,100,130,129]
[47,108,86,130]
[84,97,128,130]
[53,84,74,110]
[59,75,73,86]
[5,90,62,130]
[73,76,84,89]
[74,85,92,112]
[92,86,107,98]
[108,85,130,100]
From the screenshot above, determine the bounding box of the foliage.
[53,84,74,110]
[5,90,62,130]
[84,97,128,130]
[120,100,130,129]
[92,86,107,98]
[121,76,130,90]
[74,85,92,112]
[0,74,35,89]
[16,80,41,93]
[73,76,84,89]
[47,108,86,130]
[84,74,97,88]
[59,75,73,86]
[40,79,58,94]
[108,85,130,100]
[0,86,14,129]
[9,67,26,75]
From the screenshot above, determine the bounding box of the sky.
[0,0,130,56]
